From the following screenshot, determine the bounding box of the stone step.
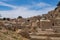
[51,37,60,40]
[30,36,47,39]
[29,32,54,35]
[30,35,60,40]
[30,38,45,40]
[30,33,60,37]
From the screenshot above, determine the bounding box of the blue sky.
[0,0,60,18]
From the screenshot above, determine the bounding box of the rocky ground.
[0,28,60,40]
[0,29,29,40]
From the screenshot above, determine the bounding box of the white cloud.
[0,2,56,18]
[0,6,55,18]
[0,7,41,18]
[31,2,51,7]
[0,2,17,9]
[36,2,51,7]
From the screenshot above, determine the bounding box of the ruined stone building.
[0,2,60,33]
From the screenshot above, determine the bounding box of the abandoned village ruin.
[0,1,60,40]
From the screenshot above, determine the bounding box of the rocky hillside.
[0,1,60,40]
[0,28,30,40]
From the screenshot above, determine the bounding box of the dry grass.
[0,29,29,40]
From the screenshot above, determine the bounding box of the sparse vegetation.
[17,16,22,19]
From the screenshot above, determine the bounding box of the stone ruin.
[0,2,60,40]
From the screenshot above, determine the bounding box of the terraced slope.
[30,28,60,40]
